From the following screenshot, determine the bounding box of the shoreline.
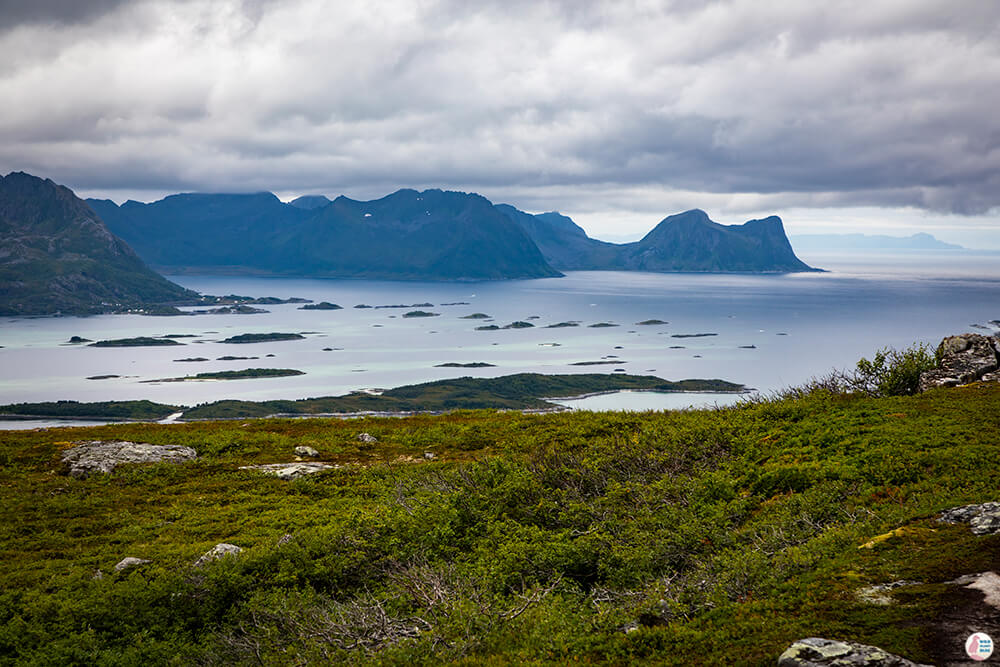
[0,387,753,427]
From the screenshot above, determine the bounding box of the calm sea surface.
[1,251,997,425]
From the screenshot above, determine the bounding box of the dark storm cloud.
[0,0,132,27]
[0,0,998,228]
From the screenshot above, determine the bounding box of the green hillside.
[1,378,997,664]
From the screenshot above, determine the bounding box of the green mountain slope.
[1,381,997,664]
[0,172,198,316]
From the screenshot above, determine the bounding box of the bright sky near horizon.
[1,0,998,247]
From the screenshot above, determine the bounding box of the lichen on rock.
[778,637,931,666]
[939,502,1000,535]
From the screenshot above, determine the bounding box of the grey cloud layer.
[0,0,998,217]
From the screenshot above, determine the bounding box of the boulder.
[294,445,320,458]
[61,441,198,478]
[938,502,1000,535]
[778,637,931,666]
[114,557,151,572]
[357,432,378,444]
[193,543,243,567]
[239,462,337,480]
[919,333,999,391]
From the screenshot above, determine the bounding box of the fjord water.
[1,251,997,421]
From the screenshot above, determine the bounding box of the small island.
[299,302,342,310]
[461,313,491,319]
[141,368,305,383]
[434,362,497,368]
[221,333,306,344]
[402,310,439,318]
[503,321,534,329]
[475,325,501,331]
[545,322,579,328]
[174,357,210,362]
[588,322,619,328]
[671,333,719,338]
[89,337,183,347]
[636,319,668,325]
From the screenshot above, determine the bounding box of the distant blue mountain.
[288,195,331,210]
[498,206,816,273]
[88,187,815,279]
[89,189,560,280]
[790,232,963,251]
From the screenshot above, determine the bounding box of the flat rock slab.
[938,502,1000,535]
[778,637,931,666]
[239,462,338,480]
[61,441,198,478]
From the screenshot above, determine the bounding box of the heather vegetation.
[0,366,997,664]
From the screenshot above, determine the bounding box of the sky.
[1,0,999,247]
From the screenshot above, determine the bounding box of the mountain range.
[0,170,818,315]
[790,232,963,251]
[0,172,197,316]
[89,189,560,280]
[90,189,815,278]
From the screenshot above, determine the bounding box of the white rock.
[114,557,151,572]
[193,543,243,567]
[239,462,337,480]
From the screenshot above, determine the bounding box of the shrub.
[771,342,937,400]
[848,343,936,397]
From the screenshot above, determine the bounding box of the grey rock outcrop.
[919,333,999,391]
[938,502,1000,535]
[114,557,151,572]
[61,441,198,478]
[357,432,378,444]
[239,462,337,480]
[294,445,320,458]
[949,571,1000,609]
[778,637,931,666]
[193,543,243,567]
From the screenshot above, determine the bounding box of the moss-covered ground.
[0,382,998,665]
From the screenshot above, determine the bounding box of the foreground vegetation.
[0,378,998,665]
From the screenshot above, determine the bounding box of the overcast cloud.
[1,0,998,241]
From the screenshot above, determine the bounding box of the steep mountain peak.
[0,172,198,315]
[506,204,815,273]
